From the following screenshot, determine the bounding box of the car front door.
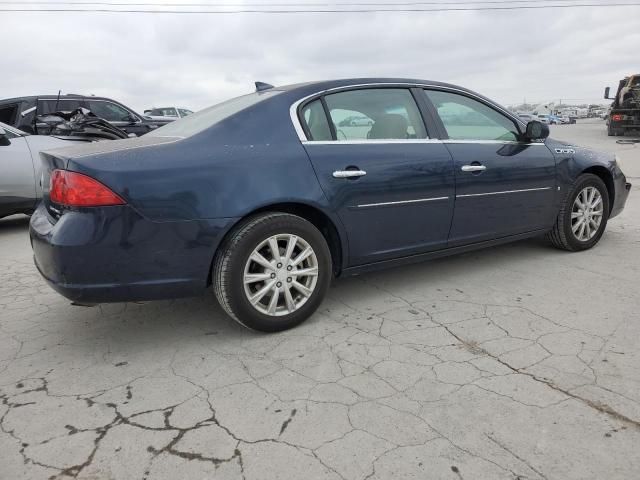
[299,87,455,266]
[423,89,557,246]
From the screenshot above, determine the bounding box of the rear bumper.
[29,203,238,303]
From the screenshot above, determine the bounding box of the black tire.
[212,212,332,332]
[546,174,610,251]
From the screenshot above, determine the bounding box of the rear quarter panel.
[64,97,330,222]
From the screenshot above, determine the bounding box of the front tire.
[213,212,332,332]
[547,174,609,251]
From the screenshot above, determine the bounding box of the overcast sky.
[1,1,639,112]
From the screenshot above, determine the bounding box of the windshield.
[149,90,281,138]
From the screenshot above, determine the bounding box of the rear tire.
[547,174,609,251]
[212,212,332,332]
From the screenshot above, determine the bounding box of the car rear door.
[298,87,455,266]
[422,89,557,246]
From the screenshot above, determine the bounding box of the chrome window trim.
[20,106,37,117]
[442,139,546,146]
[0,122,27,137]
[302,139,442,145]
[289,82,527,143]
[356,196,449,208]
[456,187,552,198]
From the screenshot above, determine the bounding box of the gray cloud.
[1,4,639,112]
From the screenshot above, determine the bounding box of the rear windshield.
[148,90,281,138]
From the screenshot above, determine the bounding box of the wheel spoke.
[572,218,584,233]
[244,272,272,284]
[292,280,312,297]
[571,211,582,219]
[250,252,275,271]
[578,221,586,239]
[283,285,296,312]
[268,238,282,263]
[283,235,298,263]
[591,210,603,217]
[267,286,280,315]
[250,280,276,305]
[587,187,595,205]
[291,246,313,267]
[584,220,591,239]
[591,195,602,209]
[293,266,318,277]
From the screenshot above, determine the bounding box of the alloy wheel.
[571,186,604,241]
[243,234,319,316]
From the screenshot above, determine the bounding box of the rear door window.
[324,88,427,141]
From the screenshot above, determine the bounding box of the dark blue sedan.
[30,79,631,331]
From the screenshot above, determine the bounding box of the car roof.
[274,78,472,96]
[0,94,113,104]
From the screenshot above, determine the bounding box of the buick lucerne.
[30,79,631,331]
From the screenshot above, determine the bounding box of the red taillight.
[611,114,624,122]
[49,170,125,207]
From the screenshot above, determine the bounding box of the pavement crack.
[485,434,548,480]
[278,408,297,436]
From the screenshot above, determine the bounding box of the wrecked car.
[604,74,640,136]
[0,94,168,136]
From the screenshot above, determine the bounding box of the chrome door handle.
[461,165,487,172]
[333,170,367,178]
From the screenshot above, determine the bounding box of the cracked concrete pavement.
[1,120,639,479]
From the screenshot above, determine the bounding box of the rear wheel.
[547,174,609,251]
[213,212,332,332]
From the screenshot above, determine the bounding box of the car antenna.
[255,81,274,92]
[54,89,61,112]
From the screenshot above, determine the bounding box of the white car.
[143,107,194,122]
[517,113,536,122]
[0,122,88,218]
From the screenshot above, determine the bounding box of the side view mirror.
[0,126,10,146]
[604,87,611,100]
[525,120,549,141]
[124,114,138,124]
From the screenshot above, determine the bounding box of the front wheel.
[212,212,332,332]
[547,174,609,251]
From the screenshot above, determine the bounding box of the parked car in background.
[0,122,89,218]
[548,114,563,125]
[517,113,536,122]
[30,78,631,332]
[537,114,552,124]
[0,94,169,137]
[338,115,373,127]
[143,107,194,122]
